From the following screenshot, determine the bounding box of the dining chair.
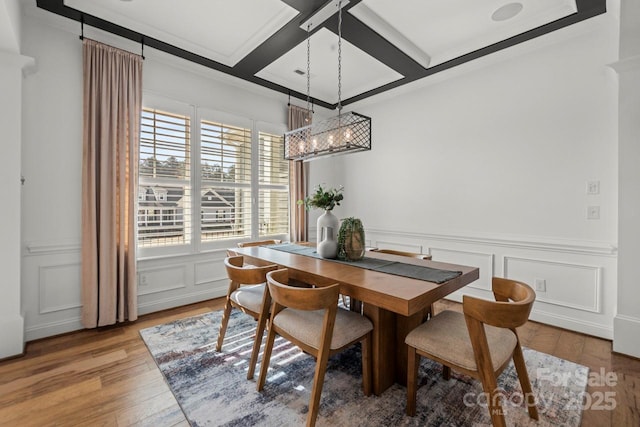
[405,277,538,427]
[217,256,279,380]
[364,248,433,319]
[368,247,432,260]
[237,239,281,248]
[257,268,373,427]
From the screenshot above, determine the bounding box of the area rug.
[140,310,589,427]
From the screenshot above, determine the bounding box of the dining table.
[231,243,480,395]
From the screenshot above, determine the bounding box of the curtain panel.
[288,105,311,242]
[81,39,143,328]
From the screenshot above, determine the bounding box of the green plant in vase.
[338,217,365,261]
[298,185,344,211]
[298,185,344,258]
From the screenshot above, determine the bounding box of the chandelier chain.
[306,23,311,120]
[337,0,343,114]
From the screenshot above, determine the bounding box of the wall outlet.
[534,278,546,292]
[587,206,600,220]
[140,274,148,285]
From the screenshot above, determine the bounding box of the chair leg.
[442,365,451,380]
[478,370,507,427]
[406,346,420,416]
[247,314,268,380]
[215,297,233,352]
[361,335,372,396]
[307,346,331,427]
[256,322,277,392]
[512,343,539,420]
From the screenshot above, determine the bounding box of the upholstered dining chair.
[369,248,432,260]
[217,256,278,380]
[405,277,538,427]
[257,268,373,427]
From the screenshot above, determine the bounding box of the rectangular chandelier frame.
[284,111,371,161]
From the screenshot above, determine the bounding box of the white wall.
[13,1,632,347]
[613,0,640,357]
[18,7,325,340]
[307,8,620,338]
[0,0,31,359]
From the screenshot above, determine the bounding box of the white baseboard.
[0,314,25,358]
[25,315,82,343]
[613,315,640,358]
[137,286,226,316]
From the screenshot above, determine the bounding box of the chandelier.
[284,0,372,161]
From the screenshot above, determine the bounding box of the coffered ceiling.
[36,0,606,109]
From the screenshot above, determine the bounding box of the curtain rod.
[78,14,145,60]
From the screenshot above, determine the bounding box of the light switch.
[587,180,600,195]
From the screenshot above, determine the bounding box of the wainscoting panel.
[430,248,494,290]
[194,256,227,287]
[504,256,601,313]
[38,262,82,314]
[23,242,230,341]
[138,265,187,296]
[363,228,616,338]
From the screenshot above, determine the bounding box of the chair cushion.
[230,284,265,314]
[273,308,373,351]
[405,310,517,372]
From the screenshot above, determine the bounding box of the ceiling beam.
[36,0,607,109]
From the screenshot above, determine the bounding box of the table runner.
[266,243,462,284]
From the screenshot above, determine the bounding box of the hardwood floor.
[1,298,638,426]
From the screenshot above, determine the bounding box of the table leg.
[394,312,425,386]
[363,304,396,395]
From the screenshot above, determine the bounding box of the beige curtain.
[288,105,311,242]
[81,39,143,328]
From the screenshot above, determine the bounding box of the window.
[259,131,289,236]
[200,119,252,242]
[138,109,191,248]
[137,102,288,254]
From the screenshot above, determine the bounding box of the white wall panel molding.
[25,241,81,256]
[609,54,640,73]
[194,256,227,287]
[365,228,617,256]
[504,256,601,313]
[430,248,494,291]
[38,262,82,314]
[137,265,187,296]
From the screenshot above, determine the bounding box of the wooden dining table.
[232,244,480,395]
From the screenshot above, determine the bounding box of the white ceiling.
[46,0,592,107]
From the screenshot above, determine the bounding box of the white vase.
[317,226,338,259]
[316,210,339,247]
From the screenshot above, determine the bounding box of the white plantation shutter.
[200,120,252,241]
[259,131,289,236]
[138,108,191,247]
[137,102,289,254]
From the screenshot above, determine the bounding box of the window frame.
[137,95,289,259]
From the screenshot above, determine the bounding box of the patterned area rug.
[140,309,588,427]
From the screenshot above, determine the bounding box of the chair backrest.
[224,255,278,285]
[266,269,340,312]
[462,277,535,330]
[237,239,281,248]
[369,248,431,260]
